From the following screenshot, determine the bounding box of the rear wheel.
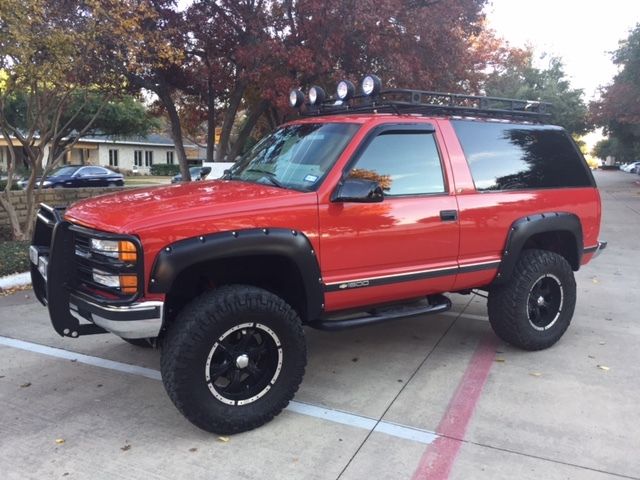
[161,285,306,434]
[488,249,576,350]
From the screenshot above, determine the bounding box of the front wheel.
[488,249,577,351]
[160,285,306,434]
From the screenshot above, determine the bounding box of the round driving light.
[361,74,382,96]
[289,89,305,108]
[336,80,355,101]
[309,86,326,105]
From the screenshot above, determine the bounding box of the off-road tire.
[160,285,306,434]
[488,249,576,351]
[122,338,155,348]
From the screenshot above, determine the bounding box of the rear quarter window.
[452,120,594,191]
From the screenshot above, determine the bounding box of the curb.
[0,272,31,290]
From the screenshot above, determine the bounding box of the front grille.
[70,226,143,304]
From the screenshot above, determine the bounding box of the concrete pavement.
[0,169,638,479]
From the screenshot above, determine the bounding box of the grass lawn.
[0,240,30,277]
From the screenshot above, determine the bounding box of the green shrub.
[150,164,180,176]
[0,240,30,277]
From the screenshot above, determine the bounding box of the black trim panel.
[149,228,324,322]
[493,212,583,286]
[324,261,500,292]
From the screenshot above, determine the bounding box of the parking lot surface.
[1,170,639,480]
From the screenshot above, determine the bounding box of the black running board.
[309,295,451,331]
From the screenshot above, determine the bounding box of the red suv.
[30,77,606,434]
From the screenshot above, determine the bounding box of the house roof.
[79,133,197,148]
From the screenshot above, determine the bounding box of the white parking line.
[0,335,438,445]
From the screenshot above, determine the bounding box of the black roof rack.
[300,89,552,122]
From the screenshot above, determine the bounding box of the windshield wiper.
[244,168,285,188]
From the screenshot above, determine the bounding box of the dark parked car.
[19,166,124,189]
[171,166,212,183]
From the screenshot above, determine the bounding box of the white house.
[0,134,200,175]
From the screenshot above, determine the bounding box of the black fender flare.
[148,228,324,322]
[493,212,583,285]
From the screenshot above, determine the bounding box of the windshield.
[50,166,80,177]
[227,123,360,191]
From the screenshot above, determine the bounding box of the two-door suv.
[30,76,606,434]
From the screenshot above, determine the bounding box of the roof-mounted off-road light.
[308,86,326,106]
[336,80,355,101]
[361,74,382,96]
[289,89,305,108]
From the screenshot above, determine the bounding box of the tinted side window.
[348,132,445,196]
[452,121,593,191]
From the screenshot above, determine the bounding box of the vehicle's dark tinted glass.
[452,120,593,191]
[348,132,445,196]
[51,166,80,177]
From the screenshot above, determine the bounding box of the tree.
[590,24,640,162]
[0,0,156,240]
[484,49,590,136]
[185,0,494,161]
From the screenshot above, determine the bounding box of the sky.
[485,0,640,99]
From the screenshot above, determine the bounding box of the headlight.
[308,86,326,105]
[91,239,137,262]
[361,74,381,96]
[336,80,355,101]
[41,180,52,187]
[289,89,304,108]
[92,269,138,294]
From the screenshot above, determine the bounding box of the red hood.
[64,180,311,233]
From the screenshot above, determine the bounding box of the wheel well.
[162,255,309,329]
[522,231,580,270]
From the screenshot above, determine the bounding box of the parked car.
[30,77,606,436]
[621,161,640,173]
[18,165,124,189]
[171,166,212,183]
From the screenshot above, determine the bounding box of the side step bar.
[309,295,451,331]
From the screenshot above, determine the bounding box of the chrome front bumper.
[69,295,163,339]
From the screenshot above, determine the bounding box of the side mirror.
[332,178,384,203]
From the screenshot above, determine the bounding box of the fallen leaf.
[588,355,595,359]
[217,436,230,443]
[70,359,77,363]
[591,277,599,284]
[20,382,31,388]
[599,341,606,345]
[604,317,613,321]
[351,357,359,362]
[121,444,131,451]
[55,439,65,445]
[0,375,5,379]
[529,372,542,377]
[495,358,505,363]
[597,365,610,371]
[189,447,198,453]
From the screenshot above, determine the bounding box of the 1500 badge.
[339,280,370,289]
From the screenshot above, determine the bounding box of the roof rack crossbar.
[300,88,552,122]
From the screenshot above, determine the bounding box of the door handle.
[439,210,458,222]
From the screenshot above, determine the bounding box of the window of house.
[166,151,174,164]
[347,131,445,196]
[108,149,119,167]
[145,150,154,167]
[134,150,143,167]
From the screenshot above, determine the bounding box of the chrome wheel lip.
[205,322,283,406]
[527,273,564,331]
